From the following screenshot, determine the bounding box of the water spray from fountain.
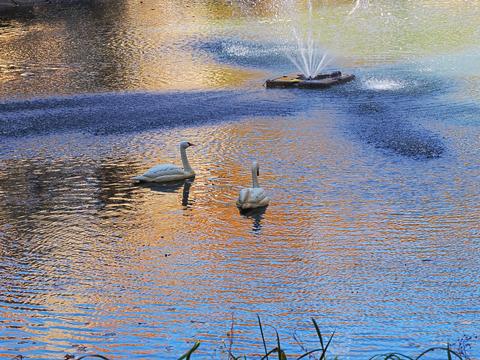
[349,0,370,16]
[285,0,331,80]
[261,0,356,88]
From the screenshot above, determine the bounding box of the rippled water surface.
[1,1,479,359]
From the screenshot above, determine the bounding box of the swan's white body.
[236,161,270,210]
[133,141,195,183]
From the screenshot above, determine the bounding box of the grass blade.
[415,347,462,360]
[368,354,413,360]
[296,347,325,359]
[319,331,335,360]
[275,329,287,360]
[258,315,269,359]
[177,341,200,360]
[311,318,325,352]
[261,347,279,360]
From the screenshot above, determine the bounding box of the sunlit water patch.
[362,77,408,91]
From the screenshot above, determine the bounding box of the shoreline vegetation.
[0,0,34,9]
[0,0,66,10]
[11,317,470,360]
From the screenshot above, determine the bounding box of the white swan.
[236,161,270,210]
[133,141,196,183]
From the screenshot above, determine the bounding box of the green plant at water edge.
[454,334,478,360]
[177,341,201,360]
[59,340,467,360]
[14,319,469,359]
[190,316,464,360]
[369,344,463,360]
[225,316,335,360]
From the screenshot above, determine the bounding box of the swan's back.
[237,187,270,209]
[238,188,250,204]
[134,163,184,182]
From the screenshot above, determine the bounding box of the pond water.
[0,1,479,359]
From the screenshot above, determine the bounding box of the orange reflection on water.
[0,111,479,357]
[0,0,262,97]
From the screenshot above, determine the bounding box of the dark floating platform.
[265,71,355,89]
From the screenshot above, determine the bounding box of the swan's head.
[252,161,259,176]
[180,141,195,149]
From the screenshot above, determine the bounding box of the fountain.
[265,0,355,89]
[265,71,355,89]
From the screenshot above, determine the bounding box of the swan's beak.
[257,169,260,176]
[188,142,196,147]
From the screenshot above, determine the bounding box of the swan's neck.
[180,147,193,174]
[252,167,259,188]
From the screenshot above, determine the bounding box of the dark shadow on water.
[1,66,471,160]
[138,179,193,207]
[349,99,445,159]
[138,180,188,193]
[331,71,450,160]
[180,180,193,208]
[0,90,298,137]
[239,206,267,234]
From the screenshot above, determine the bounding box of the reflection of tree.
[0,156,139,222]
[0,1,131,96]
[0,156,140,305]
[57,1,132,92]
[1,0,263,97]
